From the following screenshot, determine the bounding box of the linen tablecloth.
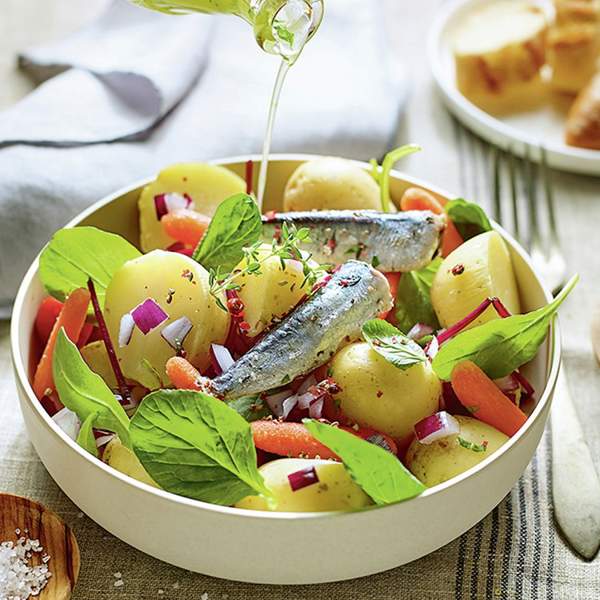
[1,0,600,598]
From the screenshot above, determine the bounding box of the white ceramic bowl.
[11,155,560,584]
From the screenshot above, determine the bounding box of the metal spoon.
[0,493,80,599]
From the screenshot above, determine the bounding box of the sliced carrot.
[441,220,464,258]
[450,360,527,437]
[380,272,401,320]
[34,296,64,345]
[162,209,211,247]
[251,421,339,460]
[33,288,91,400]
[400,187,445,214]
[166,356,202,390]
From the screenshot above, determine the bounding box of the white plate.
[428,0,600,175]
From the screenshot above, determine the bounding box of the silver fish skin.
[208,260,392,399]
[261,210,445,272]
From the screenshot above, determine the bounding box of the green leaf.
[226,395,272,422]
[77,413,99,457]
[192,193,262,272]
[395,257,442,333]
[130,389,270,506]
[432,274,578,381]
[39,227,141,308]
[304,420,426,505]
[378,144,422,213]
[445,199,492,240]
[362,319,426,370]
[52,329,131,447]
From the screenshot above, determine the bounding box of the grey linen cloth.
[0,0,407,312]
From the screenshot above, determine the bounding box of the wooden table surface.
[1,1,600,598]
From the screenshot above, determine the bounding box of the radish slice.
[288,466,319,492]
[210,344,234,374]
[52,407,80,440]
[414,411,460,445]
[131,298,168,334]
[161,317,193,351]
[118,313,135,348]
[264,390,291,417]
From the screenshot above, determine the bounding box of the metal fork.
[491,142,600,560]
[492,145,567,295]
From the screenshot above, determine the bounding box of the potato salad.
[30,148,576,512]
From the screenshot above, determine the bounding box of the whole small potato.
[431,231,520,329]
[235,458,372,512]
[103,438,158,488]
[235,244,310,337]
[283,158,384,212]
[138,162,245,252]
[330,342,441,440]
[405,415,509,486]
[104,250,229,389]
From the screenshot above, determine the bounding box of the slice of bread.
[454,1,549,114]
[565,70,600,148]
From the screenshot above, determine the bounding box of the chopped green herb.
[457,437,488,453]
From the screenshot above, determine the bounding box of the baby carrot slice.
[450,360,527,437]
[33,288,91,400]
[166,356,202,390]
[400,187,445,213]
[161,209,211,247]
[34,296,64,345]
[251,421,339,460]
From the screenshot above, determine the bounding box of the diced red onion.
[512,369,535,399]
[210,344,235,374]
[308,397,324,419]
[494,374,520,394]
[161,316,193,350]
[425,335,439,360]
[288,466,319,492]
[95,433,115,448]
[131,298,168,335]
[118,313,135,348]
[154,192,194,220]
[296,392,315,410]
[407,323,434,341]
[298,375,317,395]
[282,394,299,419]
[263,390,291,417]
[414,411,460,445]
[52,407,80,440]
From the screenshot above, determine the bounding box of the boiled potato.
[235,244,310,337]
[405,416,508,486]
[283,158,385,212]
[103,438,158,488]
[104,250,229,389]
[431,231,520,329]
[138,163,246,252]
[330,342,441,440]
[235,458,372,512]
[81,340,118,389]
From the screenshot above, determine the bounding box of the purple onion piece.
[288,466,320,492]
[161,316,193,351]
[131,298,169,335]
[154,194,168,220]
[414,411,460,445]
[118,313,135,348]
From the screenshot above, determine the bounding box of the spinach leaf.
[39,227,141,308]
[445,199,492,240]
[432,274,578,381]
[77,413,99,457]
[130,389,270,506]
[192,193,262,272]
[304,420,426,505]
[52,329,131,448]
[226,395,272,422]
[362,319,426,370]
[395,257,442,333]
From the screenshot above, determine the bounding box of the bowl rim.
[10,153,561,522]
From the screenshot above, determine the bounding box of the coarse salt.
[0,533,52,599]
